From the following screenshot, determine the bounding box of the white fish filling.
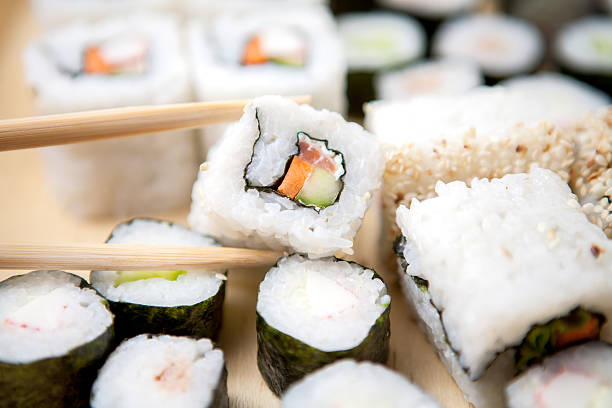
[91,335,224,408]
[0,271,113,364]
[257,255,390,351]
[90,219,223,307]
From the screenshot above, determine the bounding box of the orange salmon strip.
[242,37,267,65]
[554,316,600,349]
[277,156,313,199]
[84,47,112,74]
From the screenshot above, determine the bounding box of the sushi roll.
[0,270,114,408]
[364,87,575,252]
[338,12,426,115]
[187,5,346,157]
[375,58,483,101]
[282,359,440,407]
[256,254,391,395]
[394,168,612,407]
[90,334,228,408]
[555,16,612,96]
[432,14,544,84]
[188,95,383,257]
[568,108,612,238]
[23,14,197,218]
[505,342,612,408]
[501,72,611,127]
[90,219,226,341]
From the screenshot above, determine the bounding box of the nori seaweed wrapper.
[211,365,230,408]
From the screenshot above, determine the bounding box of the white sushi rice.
[257,255,390,352]
[556,16,612,73]
[90,219,224,307]
[375,58,483,100]
[23,14,196,218]
[181,0,327,21]
[433,14,544,78]
[282,359,440,408]
[90,334,224,408]
[501,72,611,127]
[338,12,425,72]
[188,5,346,158]
[189,96,383,257]
[376,0,478,18]
[395,168,612,407]
[506,342,612,408]
[0,270,113,364]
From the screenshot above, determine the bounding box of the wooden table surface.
[0,2,469,407]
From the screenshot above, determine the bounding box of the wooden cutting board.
[0,2,469,407]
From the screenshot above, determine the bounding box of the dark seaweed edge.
[211,364,230,408]
[243,108,347,213]
[256,254,390,395]
[393,236,429,292]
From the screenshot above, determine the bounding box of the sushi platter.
[1,1,612,407]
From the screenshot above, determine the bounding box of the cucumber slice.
[113,270,187,287]
[295,168,342,209]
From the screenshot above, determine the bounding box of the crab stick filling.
[537,370,612,408]
[84,35,148,75]
[242,27,306,67]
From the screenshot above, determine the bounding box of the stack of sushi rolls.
[256,254,391,395]
[375,58,483,101]
[505,342,612,407]
[432,13,544,84]
[568,108,612,238]
[282,359,440,407]
[394,167,612,407]
[364,87,575,245]
[189,95,383,258]
[0,270,114,408]
[337,12,425,115]
[555,16,612,96]
[90,218,226,341]
[91,334,228,408]
[187,5,346,157]
[23,13,197,218]
[500,72,611,127]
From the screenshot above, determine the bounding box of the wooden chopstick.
[0,95,311,152]
[0,244,284,271]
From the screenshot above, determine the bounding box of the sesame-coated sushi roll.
[394,168,612,407]
[256,255,390,395]
[189,95,383,257]
[505,342,612,408]
[282,360,440,407]
[0,271,114,408]
[90,219,226,341]
[90,334,228,408]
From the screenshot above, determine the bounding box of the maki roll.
[90,219,225,341]
[432,14,544,84]
[568,108,612,238]
[91,334,228,408]
[256,254,391,395]
[375,58,482,101]
[505,342,612,408]
[189,95,383,257]
[282,359,440,407]
[555,16,612,96]
[23,14,197,218]
[394,168,612,407]
[187,5,346,157]
[0,270,114,408]
[338,12,426,115]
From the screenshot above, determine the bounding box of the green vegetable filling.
[592,35,612,58]
[295,167,342,209]
[114,270,187,287]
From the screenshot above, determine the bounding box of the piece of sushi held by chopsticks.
[569,108,612,239]
[90,334,228,408]
[365,87,575,255]
[282,359,440,407]
[189,95,383,257]
[256,254,390,395]
[505,342,612,408]
[23,13,197,218]
[0,270,114,408]
[90,219,226,341]
[394,168,612,408]
[187,5,346,158]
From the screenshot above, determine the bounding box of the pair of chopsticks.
[0,96,310,271]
